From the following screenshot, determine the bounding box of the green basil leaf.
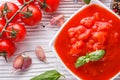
[89,50,105,61]
[75,56,88,68]
[75,50,105,68]
[31,70,64,80]
[83,0,91,4]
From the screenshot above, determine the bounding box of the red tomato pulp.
[55,4,120,80]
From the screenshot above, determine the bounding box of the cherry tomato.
[0,39,16,61]
[0,2,19,22]
[0,18,6,38]
[19,5,42,26]
[18,0,35,5]
[6,23,26,42]
[39,0,60,12]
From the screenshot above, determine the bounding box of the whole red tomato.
[0,2,19,22]
[6,23,26,42]
[0,39,16,61]
[18,0,35,5]
[39,0,60,12]
[19,5,42,26]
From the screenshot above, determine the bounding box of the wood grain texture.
[0,0,119,80]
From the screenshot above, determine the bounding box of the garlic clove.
[21,54,32,71]
[50,14,65,26]
[13,55,24,70]
[13,54,32,71]
[35,46,46,63]
[56,18,65,27]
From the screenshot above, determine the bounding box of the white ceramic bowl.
[49,0,120,80]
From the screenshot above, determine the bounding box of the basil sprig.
[83,0,91,4]
[75,50,105,68]
[31,70,64,80]
[74,0,91,4]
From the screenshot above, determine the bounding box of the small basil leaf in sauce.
[75,56,89,68]
[75,50,105,68]
[83,0,91,4]
[31,70,64,80]
[89,50,105,61]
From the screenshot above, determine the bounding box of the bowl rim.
[49,0,120,80]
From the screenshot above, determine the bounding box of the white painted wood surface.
[0,0,119,80]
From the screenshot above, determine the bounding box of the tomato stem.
[37,0,51,12]
[4,29,18,38]
[3,3,9,22]
[0,52,7,62]
[21,6,33,18]
[0,0,34,37]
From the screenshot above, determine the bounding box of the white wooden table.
[0,0,119,80]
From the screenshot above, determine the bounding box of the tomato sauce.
[54,4,120,80]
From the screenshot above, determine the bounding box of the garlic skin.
[13,54,32,71]
[35,46,46,63]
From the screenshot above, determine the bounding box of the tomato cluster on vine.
[0,0,60,61]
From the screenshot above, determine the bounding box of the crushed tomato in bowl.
[54,3,120,80]
[68,13,112,56]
